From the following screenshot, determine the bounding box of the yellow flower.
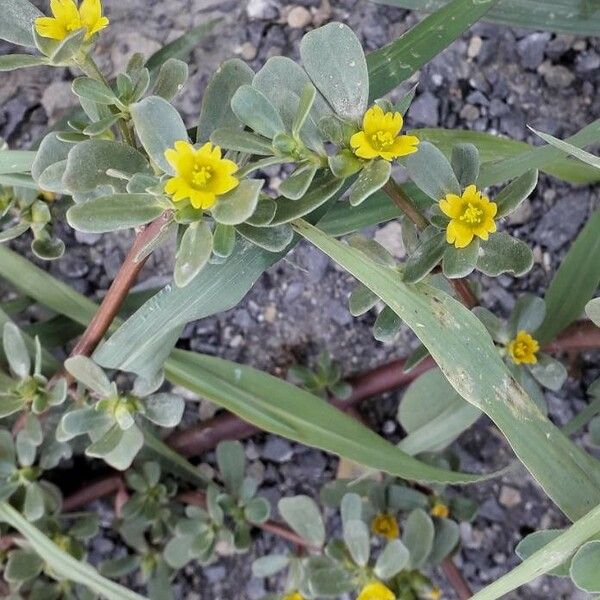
[507,330,539,365]
[350,105,419,161]
[439,184,497,249]
[164,141,239,210]
[371,513,399,539]
[357,581,395,600]
[282,593,304,600]
[430,502,450,519]
[426,586,442,600]
[35,0,109,41]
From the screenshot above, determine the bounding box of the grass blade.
[294,218,600,520]
[0,502,147,600]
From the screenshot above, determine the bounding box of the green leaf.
[293,83,317,137]
[0,395,25,418]
[343,519,370,566]
[236,222,294,252]
[23,482,44,521]
[0,54,46,71]
[270,174,345,226]
[366,0,498,101]
[173,221,213,287]
[165,350,502,485]
[398,368,481,455]
[294,218,600,520]
[145,19,220,72]
[428,518,460,566]
[216,440,245,496]
[515,529,570,577]
[144,393,185,427]
[231,85,286,139]
[374,539,409,579]
[349,283,379,316]
[3,321,30,378]
[212,222,236,258]
[373,306,403,342]
[570,540,600,592]
[0,150,35,176]
[528,354,567,392]
[64,356,112,396]
[5,549,43,582]
[403,508,434,568]
[442,240,479,279]
[300,22,368,121]
[246,198,277,227]
[477,232,533,277]
[59,407,109,441]
[86,424,144,470]
[0,502,147,600]
[67,194,165,233]
[83,114,122,136]
[153,58,188,101]
[406,141,460,201]
[509,293,546,335]
[414,127,600,186]
[130,96,188,174]
[72,77,118,105]
[252,555,290,578]
[0,0,42,47]
[50,28,85,63]
[372,0,600,36]
[495,169,538,218]
[63,140,150,193]
[403,228,446,284]
[587,299,600,327]
[210,128,273,156]
[451,143,480,188]
[537,210,600,343]
[349,159,391,206]
[212,179,264,225]
[280,165,318,201]
[279,495,325,547]
[328,150,362,179]
[197,58,254,142]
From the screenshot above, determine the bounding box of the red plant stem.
[441,557,473,599]
[544,320,600,353]
[62,475,123,512]
[70,213,171,358]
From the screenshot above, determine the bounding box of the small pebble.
[287,5,312,28]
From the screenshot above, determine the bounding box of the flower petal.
[439,194,463,218]
[51,0,80,23]
[447,219,473,248]
[350,131,378,159]
[35,16,67,40]
[362,105,384,134]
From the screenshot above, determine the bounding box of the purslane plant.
[0,0,599,599]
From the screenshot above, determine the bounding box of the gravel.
[2,1,600,598]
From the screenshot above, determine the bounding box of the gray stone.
[533,195,589,251]
[538,61,576,89]
[516,33,550,70]
[374,222,405,259]
[262,437,294,463]
[576,51,600,73]
[247,0,279,19]
[41,81,77,123]
[408,92,440,127]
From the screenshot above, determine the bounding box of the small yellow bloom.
[507,330,539,365]
[350,105,419,161]
[371,513,399,539]
[430,502,450,519]
[426,586,442,600]
[282,593,304,600]
[439,184,497,249]
[39,190,57,203]
[164,141,239,210]
[357,581,395,600]
[35,0,109,41]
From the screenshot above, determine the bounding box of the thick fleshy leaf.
[509,294,546,335]
[216,440,245,496]
[144,393,185,428]
[571,540,600,592]
[349,283,379,316]
[86,424,144,470]
[64,356,112,397]
[130,96,188,174]
[442,239,479,279]
[515,529,570,578]
[231,85,286,139]
[373,305,403,342]
[252,555,290,578]
[63,140,150,193]
[528,353,567,392]
[472,307,508,344]
[197,58,254,142]
[587,299,600,327]
[210,128,273,156]
[212,179,263,225]
[451,143,480,188]
[495,169,538,218]
[174,221,213,288]
[3,321,30,378]
[280,165,318,200]
[212,223,236,258]
[49,28,85,63]
[246,198,277,227]
[67,194,166,233]
[403,509,434,569]
[4,549,43,582]
[403,228,446,283]
[235,223,294,252]
[406,141,460,201]
[428,518,460,566]
[300,22,368,121]
[343,519,370,567]
[0,0,42,46]
[153,58,188,100]
[72,77,118,105]
[374,539,410,579]
[477,232,533,277]
[279,495,325,547]
[349,159,391,206]
[0,54,46,71]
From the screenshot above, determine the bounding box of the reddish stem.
[441,557,473,599]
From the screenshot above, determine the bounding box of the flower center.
[511,341,530,359]
[370,130,395,150]
[459,202,484,225]
[191,164,213,189]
